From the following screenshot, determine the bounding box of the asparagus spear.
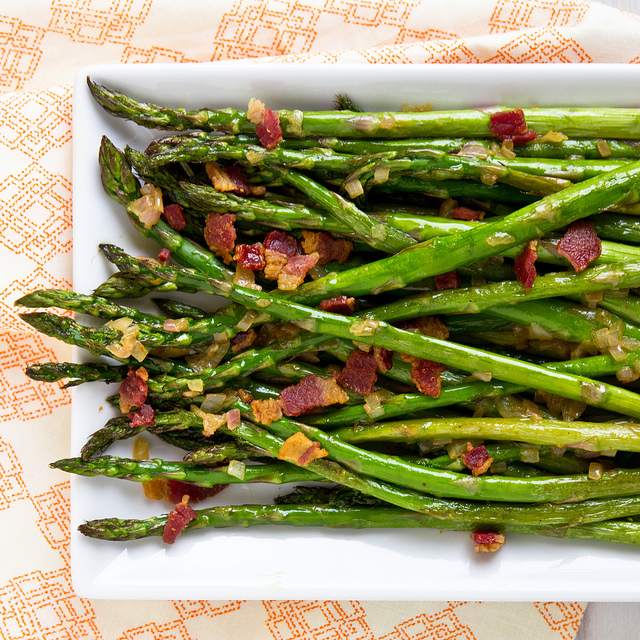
[77,503,640,546]
[87,80,640,139]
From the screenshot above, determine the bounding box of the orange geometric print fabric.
[3,0,639,638]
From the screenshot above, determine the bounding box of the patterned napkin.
[2,0,639,638]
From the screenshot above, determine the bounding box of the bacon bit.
[452,206,484,221]
[279,374,349,417]
[264,249,289,280]
[119,367,149,414]
[337,349,378,396]
[318,295,355,315]
[300,230,353,265]
[471,530,506,554]
[237,388,254,403]
[162,203,186,231]
[256,107,283,149]
[556,221,602,272]
[462,443,494,476]
[264,230,298,257]
[204,212,236,264]
[205,162,236,192]
[489,108,537,146]
[251,398,283,425]
[397,316,449,340]
[434,270,460,291]
[225,408,241,430]
[225,165,251,196]
[277,431,328,467]
[129,403,155,427]
[234,243,265,270]
[231,328,257,353]
[515,239,538,292]
[410,359,446,398]
[165,480,227,505]
[277,253,319,291]
[373,346,393,373]
[158,248,171,264]
[162,495,197,544]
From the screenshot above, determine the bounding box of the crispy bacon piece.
[234,243,265,270]
[162,203,186,231]
[129,403,155,427]
[158,248,171,264]
[277,431,328,467]
[225,165,251,196]
[237,388,254,403]
[301,230,353,265]
[279,374,349,417]
[398,316,449,340]
[231,328,258,353]
[434,270,460,291]
[337,349,378,396]
[251,398,283,425]
[119,367,149,413]
[515,239,538,292]
[256,107,283,150]
[461,443,494,476]
[410,359,446,398]
[319,295,355,315]
[204,212,236,264]
[162,495,197,544]
[264,230,298,257]
[164,480,227,504]
[489,108,537,146]
[264,249,289,280]
[471,530,506,554]
[277,253,319,290]
[556,220,602,272]
[452,206,484,221]
[373,346,393,373]
[205,162,237,192]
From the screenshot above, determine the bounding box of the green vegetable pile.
[19,78,640,549]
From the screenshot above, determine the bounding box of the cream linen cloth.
[2,1,640,638]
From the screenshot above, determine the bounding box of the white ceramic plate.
[72,62,640,600]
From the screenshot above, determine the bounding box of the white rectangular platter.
[72,62,640,600]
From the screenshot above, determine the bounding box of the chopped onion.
[472,371,492,382]
[456,143,490,159]
[439,198,458,217]
[106,317,134,332]
[130,184,163,229]
[528,322,554,340]
[349,319,380,337]
[580,382,606,404]
[373,166,390,184]
[490,461,507,474]
[495,395,525,419]
[200,393,227,413]
[130,340,148,363]
[480,169,500,186]
[227,460,246,480]
[225,408,241,430]
[537,130,568,143]
[447,441,469,460]
[186,379,204,393]
[616,366,640,383]
[520,447,540,463]
[163,317,189,332]
[561,398,587,422]
[247,98,265,124]
[236,310,261,332]
[596,140,612,158]
[485,232,516,246]
[286,109,304,135]
[582,290,604,309]
[588,462,604,481]
[186,340,230,372]
[499,140,516,159]
[344,179,364,198]
[379,115,396,129]
[608,343,627,362]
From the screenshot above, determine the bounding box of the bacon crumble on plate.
[250,398,283,425]
[231,328,258,353]
[337,349,379,396]
[204,212,236,264]
[515,239,539,292]
[162,495,198,544]
[556,220,602,272]
[301,230,353,265]
[129,403,155,427]
[434,270,461,291]
[119,366,149,413]
[471,530,506,554]
[255,107,283,149]
[372,346,393,373]
[277,431,328,467]
[489,108,537,146]
[162,203,186,230]
[452,206,484,221]
[410,359,446,398]
[397,315,449,340]
[277,253,319,291]
[318,295,355,315]
[461,443,494,476]
[234,243,266,271]
[279,374,349,417]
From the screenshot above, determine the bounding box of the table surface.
[573,3,640,635]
